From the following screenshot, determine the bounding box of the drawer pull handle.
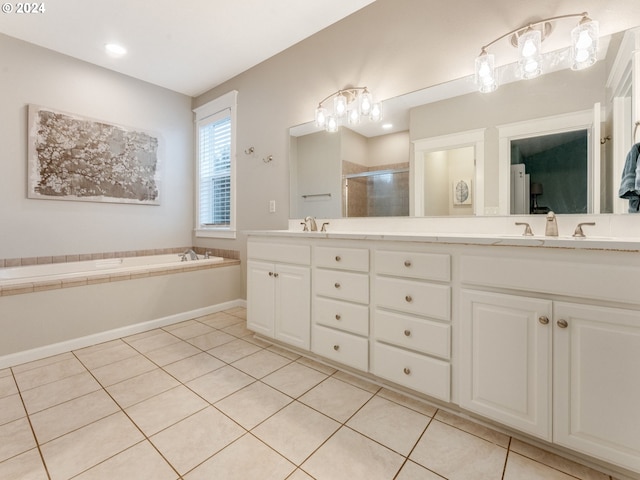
[404,329,411,337]
[334,282,341,289]
[538,316,549,325]
[405,295,412,303]
[403,367,411,375]
[557,319,568,329]
[333,344,340,351]
[404,260,412,267]
[273,273,279,278]
[335,255,341,262]
[335,314,341,320]
[268,272,273,276]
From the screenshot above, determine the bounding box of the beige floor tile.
[332,370,380,393]
[163,321,215,340]
[243,335,274,348]
[347,396,430,455]
[30,389,119,444]
[199,312,243,329]
[226,306,247,316]
[253,401,340,465]
[208,338,263,363]
[287,469,315,480]
[262,362,328,398]
[0,368,10,378]
[123,328,163,343]
[21,371,101,414]
[184,433,295,480]
[302,426,404,480]
[11,352,75,374]
[73,441,178,480]
[143,340,201,366]
[40,411,143,480]
[215,382,291,429]
[222,323,254,338]
[299,377,374,423]
[163,352,225,383]
[434,409,510,447]
[504,451,580,479]
[395,460,445,479]
[377,388,438,417]
[0,393,25,426]
[150,406,244,475]
[187,330,236,350]
[74,341,139,369]
[186,366,254,404]
[13,356,87,391]
[89,354,157,386]
[296,356,337,375]
[0,417,36,462]
[0,448,48,480]
[126,330,182,353]
[410,419,507,480]
[0,376,18,399]
[126,385,208,436]
[106,368,180,408]
[231,349,291,379]
[266,345,301,360]
[509,438,610,480]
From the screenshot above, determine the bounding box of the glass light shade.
[347,107,360,125]
[359,90,373,115]
[518,29,542,79]
[474,52,497,93]
[326,115,339,132]
[333,92,347,117]
[314,106,327,128]
[369,102,382,122]
[571,19,599,70]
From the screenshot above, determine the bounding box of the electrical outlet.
[269,200,276,213]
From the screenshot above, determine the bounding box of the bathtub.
[0,253,242,368]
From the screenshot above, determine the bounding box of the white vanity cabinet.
[371,249,452,402]
[247,241,311,350]
[312,245,369,370]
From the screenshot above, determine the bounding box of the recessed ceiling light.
[382,123,393,130]
[105,43,127,57]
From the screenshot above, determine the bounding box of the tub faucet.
[304,216,318,232]
[182,249,199,260]
[545,211,558,237]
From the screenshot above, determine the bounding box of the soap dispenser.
[545,211,558,236]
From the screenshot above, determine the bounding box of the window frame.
[193,90,237,239]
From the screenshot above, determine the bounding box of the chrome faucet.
[545,211,558,237]
[181,249,199,261]
[304,216,318,232]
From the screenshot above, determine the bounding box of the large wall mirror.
[290,26,640,218]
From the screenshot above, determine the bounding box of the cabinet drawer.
[248,241,310,265]
[315,297,369,336]
[315,246,369,272]
[315,269,369,304]
[375,276,450,320]
[374,310,450,359]
[375,250,450,281]
[312,325,368,371]
[372,342,450,402]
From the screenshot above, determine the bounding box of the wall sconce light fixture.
[475,12,599,93]
[315,87,382,132]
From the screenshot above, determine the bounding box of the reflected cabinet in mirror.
[289,26,640,218]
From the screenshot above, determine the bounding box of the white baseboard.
[0,298,246,369]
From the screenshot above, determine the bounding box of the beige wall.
[0,34,193,260]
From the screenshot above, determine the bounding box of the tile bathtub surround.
[0,308,620,480]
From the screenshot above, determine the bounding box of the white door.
[554,302,640,474]
[246,260,275,338]
[459,290,552,440]
[275,264,310,349]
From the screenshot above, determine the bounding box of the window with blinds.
[198,111,231,226]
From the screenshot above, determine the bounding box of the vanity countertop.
[245,229,640,252]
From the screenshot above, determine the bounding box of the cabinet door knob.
[538,316,549,325]
[273,272,279,278]
[268,271,273,276]
[404,329,411,337]
[403,367,411,375]
[405,295,413,303]
[333,344,340,351]
[404,260,412,267]
[335,255,341,262]
[334,282,341,289]
[335,314,341,320]
[557,319,568,328]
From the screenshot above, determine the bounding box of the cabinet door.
[246,260,275,338]
[459,290,552,440]
[275,264,310,350]
[554,302,640,473]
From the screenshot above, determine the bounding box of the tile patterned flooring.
[0,307,618,479]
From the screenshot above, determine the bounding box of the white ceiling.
[0,0,375,96]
